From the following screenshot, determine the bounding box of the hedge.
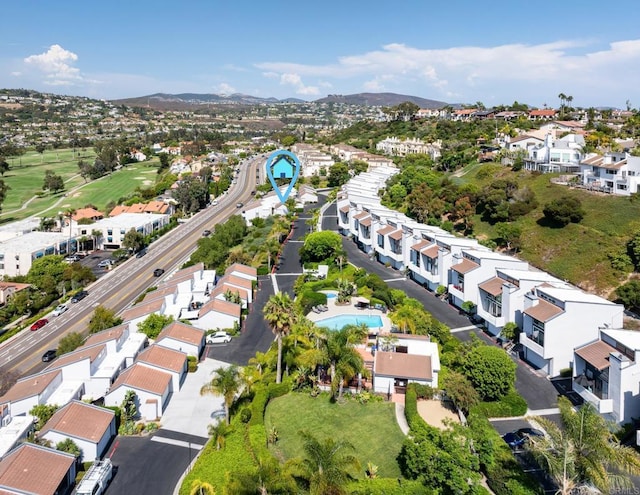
[298,290,328,314]
[469,389,528,418]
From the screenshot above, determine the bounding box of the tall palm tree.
[263,292,296,383]
[296,431,360,495]
[200,365,242,425]
[528,397,640,493]
[558,93,567,116]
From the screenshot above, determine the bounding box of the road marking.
[271,273,279,294]
[286,240,304,243]
[383,277,406,282]
[527,408,560,416]
[450,325,479,332]
[150,436,205,449]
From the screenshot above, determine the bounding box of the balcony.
[448,284,464,300]
[520,332,545,358]
[476,306,504,328]
[572,381,613,414]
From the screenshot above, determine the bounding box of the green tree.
[323,326,365,399]
[122,229,145,253]
[300,231,344,264]
[56,438,82,458]
[200,365,242,425]
[529,397,640,494]
[57,332,85,355]
[543,196,585,226]
[461,345,516,401]
[119,389,138,434]
[227,457,296,495]
[616,280,640,310]
[494,222,522,251]
[173,175,209,214]
[442,371,479,413]
[0,179,9,212]
[327,162,351,187]
[263,292,296,384]
[0,155,10,176]
[296,431,360,495]
[207,420,230,451]
[30,404,58,430]
[89,305,123,334]
[43,169,64,193]
[138,313,174,339]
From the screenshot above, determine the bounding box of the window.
[410,250,420,267]
[617,184,628,190]
[107,229,113,236]
[531,319,545,346]
[424,255,437,275]
[377,234,384,248]
[485,294,502,317]
[120,229,126,235]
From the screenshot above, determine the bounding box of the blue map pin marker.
[265,149,301,203]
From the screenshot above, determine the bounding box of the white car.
[52,304,68,317]
[206,331,232,344]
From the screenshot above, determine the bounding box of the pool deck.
[306,294,392,334]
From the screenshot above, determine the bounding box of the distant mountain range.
[112,92,448,109]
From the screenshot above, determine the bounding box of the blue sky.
[1,0,639,108]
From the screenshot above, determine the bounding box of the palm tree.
[207,420,230,450]
[227,457,296,495]
[200,365,242,425]
[296,431,360,495]
[528,397,640,493]
[558,93,567,116]
[189,479,215,495]
[323,327,365,399]
[263,292,296,383]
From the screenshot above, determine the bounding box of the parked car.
[71,290,88,303]
[41,349,57,362]
[211,200,218,206]
[30,318,49,331]
[98,259,113,268]
[64,255,80,263]
[153,268,165,277]
[502,428,544,449]
[206,331,232,344]
[52,304,68,317]
[202,229,211,237]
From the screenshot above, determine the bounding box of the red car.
[30,318,49,331]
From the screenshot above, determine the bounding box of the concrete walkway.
[395,402,410,435]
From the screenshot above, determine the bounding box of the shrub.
[267,381,290,399]
[145,422,159,432]
[257,266,269,276]
[240,407,252,423]
[250,386,269,425]
[559,367,572,378]
[187,355,198,373]
[469,389,527,418]
[297,291,328,314]
[348,478,432,494]
[413,384,436,400]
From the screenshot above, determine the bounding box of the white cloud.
[24,44,82,84]
[256,39,640,104]
[279,73,319,96]
[214,82,236,95]
[10,71,21,77]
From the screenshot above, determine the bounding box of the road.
[0,155,263,377]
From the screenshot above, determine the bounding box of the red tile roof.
[200,298,242,318]
[0,443,75,495]
[388,230,403,241]
[421,244,439,258]
[157,321,204,347]
[39,400,114,442]
[44,344,105,371]
[225,263,257,278]
[374,351,432,380]
[0,370,61,405]
[83,325,127,347]
[137,344,187,373]
[110,363,171,395]
[377,225,395,236]
[353,212,369,221]
[410,240,430,251]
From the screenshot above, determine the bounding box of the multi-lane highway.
[0,154,263,377]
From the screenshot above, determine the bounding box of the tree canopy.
[542,196,585,226]
[461,344,516,401]
[299,231,345,264]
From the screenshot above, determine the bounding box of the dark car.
[153,268,165,277]
[42,349,57,362]
[71,290,88,303]
[30,318,49,331]
[135,248,147,258]
[202,229,211,237]
[502,428,544,449]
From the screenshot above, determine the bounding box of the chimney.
[524,292,539,309]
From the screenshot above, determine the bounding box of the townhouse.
[339,167,625,382]
[573,328,640,424]
[580,151,640,196]
[523,133,585,173]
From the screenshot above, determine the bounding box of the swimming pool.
[316,314,383,330]
[325,293,336,299]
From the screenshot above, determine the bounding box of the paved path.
[395,403,410,435]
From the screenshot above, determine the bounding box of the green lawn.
[0,148,160,224]
[264,393,405,478]
[465,165,640,296]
